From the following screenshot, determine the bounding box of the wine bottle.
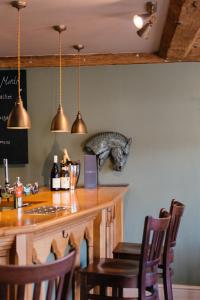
[50,155,60,191]
[60,162,70,190]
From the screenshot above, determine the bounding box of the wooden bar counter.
[0,186,128,299]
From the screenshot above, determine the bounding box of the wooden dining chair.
[80,210,170,300]
[113,200,185,300]
[0,249,76,300]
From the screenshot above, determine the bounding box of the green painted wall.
[0,63,200,285]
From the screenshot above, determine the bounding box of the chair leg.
[0,284,7,300]
[80,273,88,300]
[146,285,160,300]
[118,288,123,297]
[100,286,107,296]
[154,283,160,300]
[112,287,123,297]
[163,267,173,300]
[112,287,118,297]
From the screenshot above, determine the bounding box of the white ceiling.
[0,0,169,57]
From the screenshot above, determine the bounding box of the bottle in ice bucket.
[60,162,70,190]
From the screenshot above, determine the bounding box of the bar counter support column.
[16,233,33,299]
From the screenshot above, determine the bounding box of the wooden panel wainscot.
[0,186,128,300]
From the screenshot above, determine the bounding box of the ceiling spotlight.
[133,13,150,30]
[133,1,157,39]
[137,20,153,39]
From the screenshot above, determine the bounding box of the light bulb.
[133,15,144,29]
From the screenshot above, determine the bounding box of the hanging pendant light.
[71,44,87,134]
[51,25,70,132]
[7,0,31,129]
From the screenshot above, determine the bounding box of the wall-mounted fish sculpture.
[84,132,132,171]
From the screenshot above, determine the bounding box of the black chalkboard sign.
[0,70,28,164]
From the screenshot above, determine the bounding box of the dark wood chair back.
[0,250,76,300]
[139,210,170,298]
[169,199,185,248]
[161,199,185,267]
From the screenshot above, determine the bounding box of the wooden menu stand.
[0,186,128,300]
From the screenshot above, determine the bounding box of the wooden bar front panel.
[0,186,128,300]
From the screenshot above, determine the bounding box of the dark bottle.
[50,155,60,191]
[60,162,70,190]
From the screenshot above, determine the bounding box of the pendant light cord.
[17,8,21,102]
[77,50,80,112]
[59,32,62,107]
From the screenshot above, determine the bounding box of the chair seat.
[81,258,140,288]
[113,243,141,259]
[82,258,140,277]
[113,242,174,266]
[81,258,158,289]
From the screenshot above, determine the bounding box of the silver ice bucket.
[70,161,80,190]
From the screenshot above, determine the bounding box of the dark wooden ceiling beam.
[0,53,165,68]
[159,0,200,60]
[0,51,200,68]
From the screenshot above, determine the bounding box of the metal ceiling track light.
[71,44,87,134]
[7,0,31,129]
[51,25,70,132]
[133,1,157,39]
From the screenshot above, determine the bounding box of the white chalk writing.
[0,116,8,122]
[0,140,10,145]
[0,94,12,100]
[0,76,18,89]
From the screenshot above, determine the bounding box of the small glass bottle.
[14,177,24,208]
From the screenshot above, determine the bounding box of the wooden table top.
[0,186,128,236]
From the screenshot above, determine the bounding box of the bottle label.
[52,178,60,189]
[54,155,58,163]
[15,186,23,197]
[61,177,70,189]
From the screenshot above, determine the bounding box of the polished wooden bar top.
[0,186,128,236]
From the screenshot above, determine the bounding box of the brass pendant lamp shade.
[71,44,87,134]
[71,111,87,134]
[51,25,70,132]
[7,98,31,129]
[7,1,31,129]
[51,104,69,132]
